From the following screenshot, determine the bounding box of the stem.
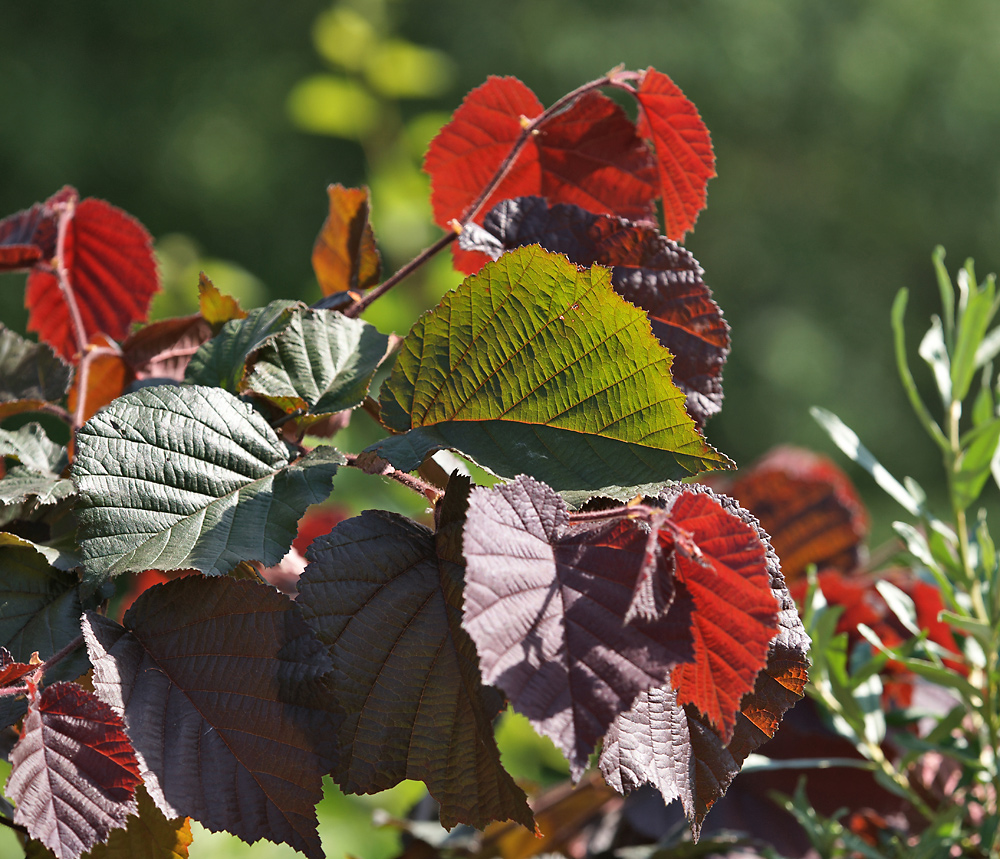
[343,452,443,504]
[38,634,84,680]
[53,197,88,361]
[71,344,122,433]
[344,71,622,318]
[0,814,28,836]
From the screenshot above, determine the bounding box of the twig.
[344,452,444,504]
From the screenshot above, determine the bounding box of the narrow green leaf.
[372,246,730,496]
[972,362,994,426]
[932,246,955,351]
[72,385,343,582]
[890,289,948,452]
[939,609,995,648]
[953,268,997,402]
[243,307,388,414]
[185,299,301,391]
[918,316,951,406]
[953,415,1000,509]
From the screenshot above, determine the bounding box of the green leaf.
[952,266,997,403]
[0,534,98,729]
[0,423,74,509]
[371,246,730,496]
[72,385,343,582]
[918,316,951,406]
[953,415,1000,509]
[184,299,301,391]
[0,324,73,404]
[243,307,389,414]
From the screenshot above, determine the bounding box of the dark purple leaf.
[461,475,694,778]
[460,197,729,426]
[297,475,533,830]
[6,682,142,859]
[82,575,336,859]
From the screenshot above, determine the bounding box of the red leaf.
[312,184,381,295]
[634,68,716,241]
[120,314,212,382]
[662,487,780,742]
[723,446,870,580]
[0,646,35,688]
[25,189,160,362]
[66,334,129,425]
[425,77,657,273]
[7,682,141,859]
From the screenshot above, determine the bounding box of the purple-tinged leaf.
[6,682,142,859]
[600,489,809,839]
[82,575,337,859]
[297,476,533,830]
[462,475,694,778]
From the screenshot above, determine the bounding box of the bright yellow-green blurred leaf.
[287,75,381,140]
[364,40,455,99]
[312,7,378,72]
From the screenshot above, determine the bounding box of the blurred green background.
[2,0,1000,854]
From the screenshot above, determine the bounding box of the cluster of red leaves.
[425,68,715,273]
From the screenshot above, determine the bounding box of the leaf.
[659,486,781,741]
[634,68,716,241]
[600,495,809,838]
[67,334,129,425]
[460,197,730,425]
[297,476,533,830]
[0,324,73,403]
[121,314,213,382]
[0,535,97,729]
[184,299,301,390]
[24,188,160,362]
[197,272,247,330]
[370,245,730,499]
[0,646,38,688]
[0,422,73,509]
[6,682,142,859]
[82,576,337,859]
[312,184,381,295]
[461,475,697,778]
[243,307,389,415]
[52,785,193,859]
[0,200,57,269]
[425,77,656,273]
[72,385,343,581]
[722,446,869,580]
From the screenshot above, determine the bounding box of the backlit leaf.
[312,184,381,295]
[660,486,780,741]
[243,307,389,415]
[72,385,343,581]
[461,197,729,425]
[297,476,533,830]
[24,188,160,362]
[184,299,300,391]
[121,314,213,383]
[7,682,142,859]
[370,246,729,499]
[83,576,337,859]
[197,272,247,330]
[425,77,656,273]
[0,646,37,688]
[600,495,808,838]
[0,324,72,404]
[461,475,696,777]
[722,446,869,580]
[634,68,716,241]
